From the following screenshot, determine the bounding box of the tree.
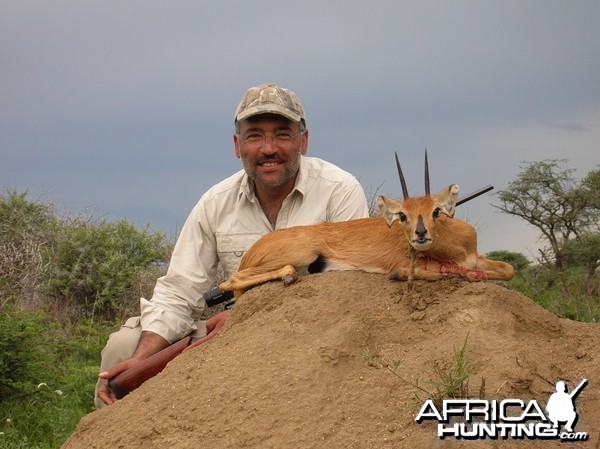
[494,160,599,270]
[560,232,600,294]
[581,167,600,212]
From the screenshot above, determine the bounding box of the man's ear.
[233,134,241,159]
[300,129,309,156]
[376,196,406,227]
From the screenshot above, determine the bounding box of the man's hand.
[184,310,230,351]
[97,331,169,406]
[97,357,142,405]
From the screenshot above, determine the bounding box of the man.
[96,83,369,407]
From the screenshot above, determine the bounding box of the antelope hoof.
[282,273,299,286]
[388,270,409,282]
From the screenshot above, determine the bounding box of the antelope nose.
[415,216,427,238]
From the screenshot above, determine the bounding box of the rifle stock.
[108,335,196,399]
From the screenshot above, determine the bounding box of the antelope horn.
[395,151,409,200]
[424,149,430,196]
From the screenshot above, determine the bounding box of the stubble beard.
[243,147,302,191]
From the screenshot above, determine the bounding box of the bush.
[0,191,57,306]
[0,191,174,447]
[0,310,113,447]
[0,310,51,399]
[0,190,172,320]
[486,250,530,271]
[46,219,171,319]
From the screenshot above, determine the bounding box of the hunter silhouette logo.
[415,378,589,441]
[546,379,587,433]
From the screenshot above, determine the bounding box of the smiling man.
[95,83,369,407]
[234,105,308,226]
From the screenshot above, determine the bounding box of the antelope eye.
[432,208,441,219]
[398,212,407,222]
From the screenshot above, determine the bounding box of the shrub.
[486,250,530,271]
[0,310,50,399]
[47,219,171,319]
[0,190,57,306]
[0,190,172,320]
[0,311,112,447]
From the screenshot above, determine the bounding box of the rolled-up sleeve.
[140,198,218,343]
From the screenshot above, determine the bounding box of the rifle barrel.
[456,185,494,206]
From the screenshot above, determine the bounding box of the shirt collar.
[239,171,254,202]
[293,156,309,197]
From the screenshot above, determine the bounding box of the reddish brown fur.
[219,186,514,296]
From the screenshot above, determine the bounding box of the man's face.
[234,114,308,191]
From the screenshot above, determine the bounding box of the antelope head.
[377,185,459,250]
[376,150,459,251]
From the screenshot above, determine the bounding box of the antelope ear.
[377,196,405,227]
[435,184,459,217]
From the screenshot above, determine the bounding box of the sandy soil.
[62,271,599,449]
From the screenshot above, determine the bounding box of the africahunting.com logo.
[416,379,589,442]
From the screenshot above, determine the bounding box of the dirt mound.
[63,272,599,449]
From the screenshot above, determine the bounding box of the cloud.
[544,121,590,133]
[1,0,599,258]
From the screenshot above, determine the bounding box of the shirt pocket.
[216,232,264,277]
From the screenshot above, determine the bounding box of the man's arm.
[140,197,219,343]
[98,197,221,406]
[132,331,171,358]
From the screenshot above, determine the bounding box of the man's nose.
[260,137,278,152]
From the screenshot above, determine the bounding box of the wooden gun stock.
[108,335,196,399]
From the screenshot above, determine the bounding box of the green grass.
[510,266,599,322]
[0,316,113,448]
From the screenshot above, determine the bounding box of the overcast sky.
[2,1,599,259]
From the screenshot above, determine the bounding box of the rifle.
[108,288,234,399]
[456,185,494,206]
[108,335,196,399]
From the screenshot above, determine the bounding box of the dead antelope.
[216,155,514,298]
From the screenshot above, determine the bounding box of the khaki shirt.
[140,157,369,342]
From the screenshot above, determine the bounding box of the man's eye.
[245,134,263,141]
[275,133,293,141]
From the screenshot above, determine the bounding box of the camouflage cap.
[234,83,306,126]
